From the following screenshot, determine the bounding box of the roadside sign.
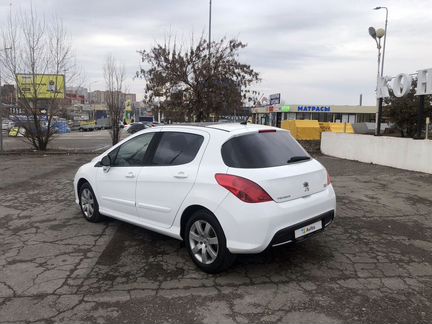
[269,93,281,105]
[17,74,65,99]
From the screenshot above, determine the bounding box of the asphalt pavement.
[0,153,431,324]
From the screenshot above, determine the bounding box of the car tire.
[79,182,104,223]
[185,209,236,273]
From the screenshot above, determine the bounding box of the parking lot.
[1,130,127,153]
[0,153,431,324]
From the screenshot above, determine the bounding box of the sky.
[1,0,431,106]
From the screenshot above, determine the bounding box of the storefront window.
[296,113,312,120]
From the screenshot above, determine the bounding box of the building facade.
[252,104,376,128]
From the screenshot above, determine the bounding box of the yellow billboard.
[17,74,65,99]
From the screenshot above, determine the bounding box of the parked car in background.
[95,117,112,130]
[127,122,147,134]
[1,119,14,133]
[74,123,336,273]
[138,117,154,124]
[123,123,132,132]
[78,121,96,132]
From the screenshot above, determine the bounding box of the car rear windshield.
[221,130,310,168]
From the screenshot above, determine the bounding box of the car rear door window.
[221,131,309,168]
[112,133,155,167]
[151,132,204,166]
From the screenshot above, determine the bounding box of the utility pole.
[207,0,212,122]
[373,6,389,136]
[208,0,212,60]
[0,70,3,153]
[0,47,12,153]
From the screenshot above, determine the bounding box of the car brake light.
[258,129,276,133]
[215,174,273,203]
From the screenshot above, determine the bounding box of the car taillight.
[215,174,273,203]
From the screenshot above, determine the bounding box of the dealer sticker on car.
[295,220,322,239]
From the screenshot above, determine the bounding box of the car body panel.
[74,124,336,254]
[215,185,336,253]
[135,128,210,228]
[96,166,140,217]
[227,159,328,203]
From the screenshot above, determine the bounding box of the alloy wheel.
[80,188,95,218]
[189,220,219,265]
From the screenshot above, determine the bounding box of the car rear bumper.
[270,210,334,247]
[214,185,336,254]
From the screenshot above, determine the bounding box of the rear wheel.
[185,209,236,273]
[79,182,104,222]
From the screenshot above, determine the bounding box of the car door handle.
[174,171,188,179]
[125,172,135,178]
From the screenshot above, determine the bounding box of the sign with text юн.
[377,68,432,98]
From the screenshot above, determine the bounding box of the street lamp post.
[0,69,4,153]
[208,0,212,59]
[374,7,388,77]
[368,26,385,136]
[372,6,388,136]
[207,0,213,122]
[0,46,12,153]
[88,81,99,121]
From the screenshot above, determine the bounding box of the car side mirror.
[101,155,112,172]
[101,155,111,166]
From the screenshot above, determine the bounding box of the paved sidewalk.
[0,154,431,323]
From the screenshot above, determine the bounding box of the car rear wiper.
[287,156,311,163]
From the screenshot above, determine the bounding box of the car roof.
[161,123,277,133]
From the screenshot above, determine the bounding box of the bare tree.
[137,36,260,122]
[104,54,125,145]
[0,7,78,150]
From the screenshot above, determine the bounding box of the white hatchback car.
[74,123,336,273]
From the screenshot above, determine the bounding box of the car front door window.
[112,133,154,167]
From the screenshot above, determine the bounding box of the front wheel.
[185,210,236,273]
[79,182,104,222]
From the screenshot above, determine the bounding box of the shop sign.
[298,106,331,112]
[269,93,281,105]
[268,106,281,113]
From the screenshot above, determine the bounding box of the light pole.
[88,81,99,121]
[206,0,212,122]
[372,6,388,136]
[368,26,385,136]
[0,46,12,153]
[374,7,388,78]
